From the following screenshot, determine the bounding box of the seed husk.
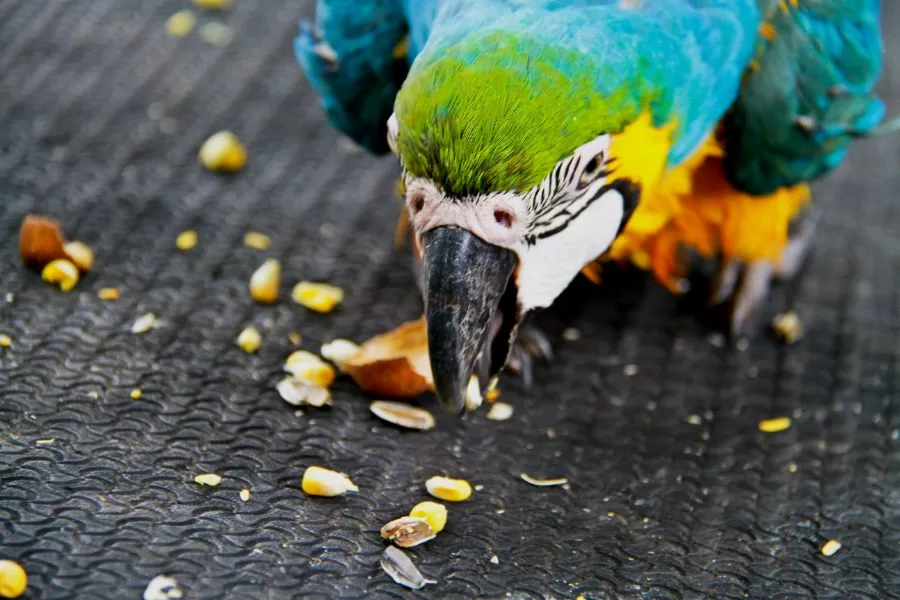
[370,400,435,431]
[276,378,332,407]
[520,473,568,487]
[380,546,436,590]
[380,516,436,548]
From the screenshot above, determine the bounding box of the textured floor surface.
[2,1,900,599]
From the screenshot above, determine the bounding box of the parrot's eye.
[578,152,605,188]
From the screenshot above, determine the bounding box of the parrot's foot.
[504,325,554,388]
[710,209,818,336]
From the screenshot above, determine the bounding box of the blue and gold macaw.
[296,1,892,413]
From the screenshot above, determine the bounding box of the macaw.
[295,0,891,414]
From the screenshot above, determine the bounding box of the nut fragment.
[276,378,332,408]
[380,516,436,548]
[97,287,120,301]
[199,131,246,172]
[425,476,472,502]
[409,501,447,534]
[370,400,435,431]
[283,350,336,387]
[131,313,159,334]
[291,281,344,313]
[759,416,792,433]
[63,241,94,272]
[175,230,197,250]
[0,559,27,599]
[165,10,196,38]
[243,231,271,250]
[820,539,842,557]
[320,339,360,370]
[249,259,280,304]
[486,402,514,421]
[19,214,67,268]
[342,317,433,397]
[0,335,10,348]
[772,311,803,344]
[236,327,262,353]
[301,466,358,496]
[239,488,250,502]
[194,473,222,486]
[143,574,183,600]
[380,546,436,590]
[520,473,568,487]
[41,259,80,291]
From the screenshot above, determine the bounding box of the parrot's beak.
[422,226,518,415]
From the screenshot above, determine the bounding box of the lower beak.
[422,227,517,415]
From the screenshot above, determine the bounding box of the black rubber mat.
[2,1,900,599]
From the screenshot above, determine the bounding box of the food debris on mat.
[520,473,568,487]
[165,10,196,38]
[758,416,792,433]
[19,214,66,269]
[236,327,262,353]
[130,389,143,400]
[287,331,302,345]
[465,375,483,411]
[486,402,513,421]
[199,131,245,172]
[283,350,336,387]
[301,466,358,497]
[342,317,434,397]
[175,230,197,251]
[243,231,270,250]
[142,574,183,600]
[485,388,501,403]
[35,439,55,446]
[0,335,10,348]
[425,476,472,502]
[820,539,842,557]
[409,501,447,534]
[380,516,436,548]
[41,259,80,292]
[276,378,332,408]
[192,0,230,9]
[320,339,360,369]
[370,400,435,431]
[380,546,436,590]
[0,559,28,599]
[194,473,222,487]
[249,258,281,304]
[239,488,250,502]
[131,313,159,334]
[62,241,94,272]
[686,414,702,425]
[489,555,499,564]
[200,22,234,46]
[291,281,344,313]
[97,287,120,301]
[772,311,803,344]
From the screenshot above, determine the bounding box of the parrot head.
[388,32,671,414]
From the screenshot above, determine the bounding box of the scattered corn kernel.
[236,327,262,353]
[243,231,271,250]
[409,501,447,534]
[194,473,222,487]
[130,389,143,400]
[239,488,250,502]
[200,22,234,46]
[276,378,332,407]
[0,559,27,599]
[759,416,792,433]
[0,335,10,348]
[283,350,336,387]
[291,281,344,313]
[821,539,842,557]
[380,516,436,548]
[320,339,360,369]
[772,311,803,344]
[249,259,280,304]
[288,331,302,345]
[520,473,568,487]
[425,476,472,502]
[370,400,435,431]
[63,241,93,272]
[486,402,514,421]
[465,375,482,411]
[193,0,230,8]
[199,131,245,172]
[485,388,501,403]
[97,287,120,301]
[301,466,358,497]
[41,259,79,291]
[175,230,197,251]
[131,313,159,334]
[166,10,196,38]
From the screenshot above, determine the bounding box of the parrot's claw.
[504,324,554,388]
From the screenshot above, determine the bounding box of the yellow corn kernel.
[193,0,230,8]
[130,389,143,400]
[176,230,198,250]
[485,388,501,403]
[0,559,27,598]
[409,501,447,534]
[236,327,262,353]
[194,473,222,486]
[301,466,358,497]
[821,539,842,557]
[0,335,10,348]
[425,476,472,502]
[283,350,336,387]
[166,10,196,38]
[291,281,344,313]
[759,417,792,433]
[41,259,79,292]
[249,259,280,304]
[63,241,94,272]
[97,287,120,301]
[243,231,271,250]
[199,131,246,172]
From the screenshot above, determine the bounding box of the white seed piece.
[239,488,250,502]
[380,516,436,548]
[486,402,514,421]
[301,466,358,496]
[143,575,183,600]
[821,539,842,557]
[200,21,234,46]
[520,473,568,487]
[131,313,159,334]
[686,414,702,425]
[63,241,94,271]
[562,327,582,341]
[380,546,436,590]
[772,311,803,344]
[276,378,332,407]
[624,364,639,376]
[249,258,280,304]
[320,338,360,369]
[35,439,55,445]
[370,401,435,431]
[489,555,499,564]
[236,327,262,353]
[465,375,482,411]
[194,473,222,486]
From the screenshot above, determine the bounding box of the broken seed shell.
[380,546,436,590]
[380,516,436,548]
[520,473,568,487]
[19,214,67,269]
[341,317,433,397]
[370,400,435,431]
[276,378,332,407]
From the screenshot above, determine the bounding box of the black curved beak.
[422,227,517,415]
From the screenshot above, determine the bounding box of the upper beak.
[422,226,517,415]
